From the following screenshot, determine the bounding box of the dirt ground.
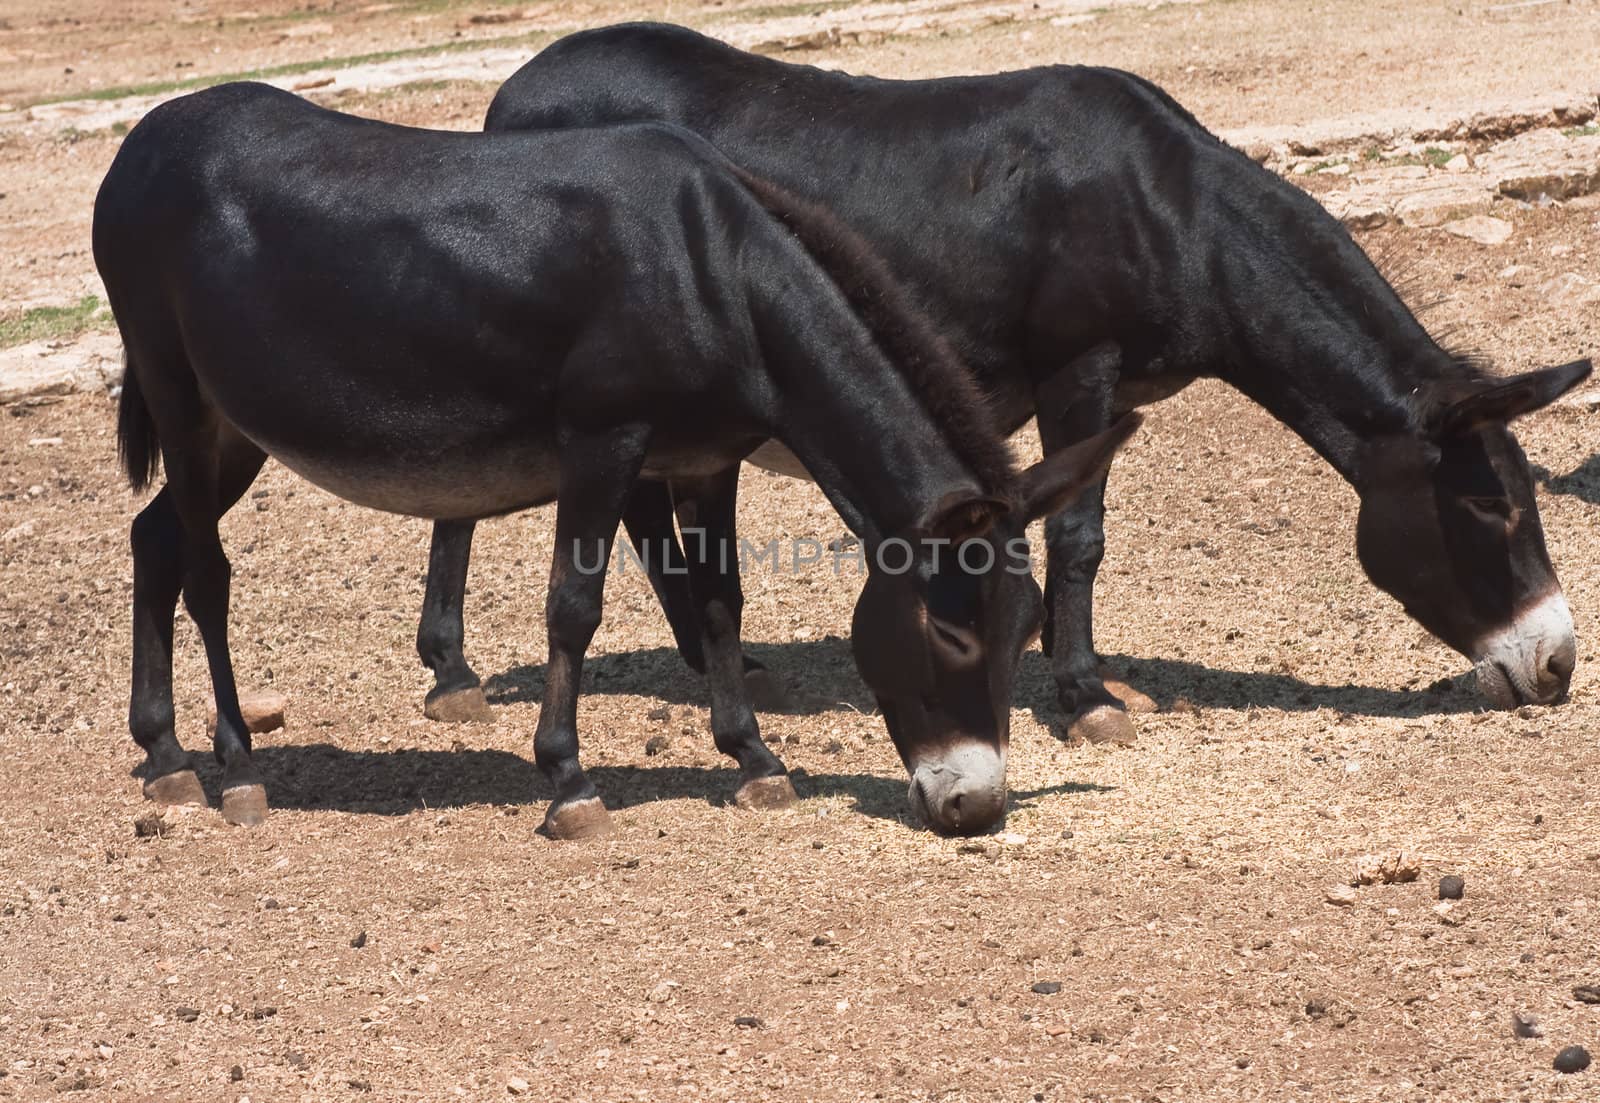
[3,1,1600,1100]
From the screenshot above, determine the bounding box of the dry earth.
[3,1,1600,1100]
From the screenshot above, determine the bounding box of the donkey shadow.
[170,744,1101,823]
[1536,456,1600,507]
[486,636,1484,725]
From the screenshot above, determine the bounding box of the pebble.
[1572,985,1600,1004]
[643,734,670,756]
[506,1075,530,1094]
[645,706,671,722]
[811,934,832,947]
[733,1015,762,1029]
[133,813,167,839]
[1354,852,1420,885]
[1438,875,1465,900]
[1031,981,1062,995]
[1325,884,1359,907]
[1553,1046,1591,1074]
[229,1066,244,1082]
[1511,1010,1543,1038]
[173,1007,199,1023]
[350,931,367,949]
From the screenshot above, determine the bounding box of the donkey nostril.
[1546,649,1575,683]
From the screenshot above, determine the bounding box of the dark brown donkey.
[406,22,1589,744]
[94,83,1138,837]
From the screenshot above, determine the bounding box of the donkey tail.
[729,167,1016,494]
[117,352,162,491]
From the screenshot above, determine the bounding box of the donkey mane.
[731,168,1018,497]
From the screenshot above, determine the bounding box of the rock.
[1553,1046,1591,1074]
[1394,186,1493,227]
[1,520,34,543]
[1438,874,1465,900]
[506,1076,530,1094]
[0,332,124,404]
[350,931,367,949]
[645,705,671,722]
[1335,201,1390,230]
[1353,852,1421,885]
[133,813,167,839]
[207,690,287,737]
[229,1066,244,1082]
[811,934,832,947]
[733,1015,762,1028]
[643,734,670,757]
[1325,884,1359,907]
[1572,985,1600,1004]
[1031,981,1062,995]
[1512,1010,1543,1038]
[1432,901,1467,926]
[1443,153,1472,173]
[1320,162,1352,176]
[173,1006,199,1022]
[1563,389,1600,412]
[1441,215,1513,245]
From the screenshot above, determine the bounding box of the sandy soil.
[3,1,1600,1100]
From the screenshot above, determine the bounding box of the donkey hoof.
[543,797,613,840]
[735,775,799,811]
[744,668,795,713]
[424,686,494,724]
[1068,705,1137,746]
[142,768,207,808]
[1100,677,1158,714]
[221,783,269,827]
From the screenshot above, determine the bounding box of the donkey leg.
[418,519,493,724]
[674,469,795,811]
[624,478,776,692]
[536,426,649,840]
[129,487,205,806]
[1035,342,1136,746]
[622,480,708,673]
[167,434,270,824]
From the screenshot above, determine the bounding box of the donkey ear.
[1016,413,1143,523]
[918,493,1009,544]
[1437,360,1592,439]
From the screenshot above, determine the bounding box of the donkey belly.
[265,441,560,521]
[745,440,812,480]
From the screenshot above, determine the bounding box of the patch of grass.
[1563,124,1599,138]
[1419,146,1455,168]
[0,295,114,349]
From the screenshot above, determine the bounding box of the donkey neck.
[1200,177,1456,485]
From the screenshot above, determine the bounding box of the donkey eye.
[1464,496,1513,522]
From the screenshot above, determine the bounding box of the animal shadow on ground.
[490,636,1485,730]
[160,742,1109,824]
[1536,456,1600,506]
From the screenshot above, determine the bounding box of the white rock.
[1442,215,1514,245]
[1325,885,1359,907]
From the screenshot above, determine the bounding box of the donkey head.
[849,416,1140,834]
[1355,359,1590,707]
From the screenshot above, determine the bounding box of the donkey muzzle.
[1473,591,1576,707]
[908,744,1007,835]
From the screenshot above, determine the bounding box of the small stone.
[1442,215,1513,245]
[1031,981,1062,995]
[1432,901,1467,926]
[733,1015,762,1029]
[1553,1046,1591,1074]
[95,1046,113,1060]
[1325,884,1359,907]
[811,934,832,947]
[262,898,280,911]
[1520,952,1536,963]
[1572,985,1600,1004]
[645,705,671,722]
[229,1065,243,1082]
[133,813,167,839]
[1060,829,1074,839]
[1438,874,1465,900]
[1512,1010,1543,1038]
[285,1052,308,1070]
[350,931,367,949]
[506,1076,530,1094]
[207,690,287,737]
[1443,153,1471,172]
[173,1007,199,1023]
[644,734,670,756]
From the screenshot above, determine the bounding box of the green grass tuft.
[0,295,114,349]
